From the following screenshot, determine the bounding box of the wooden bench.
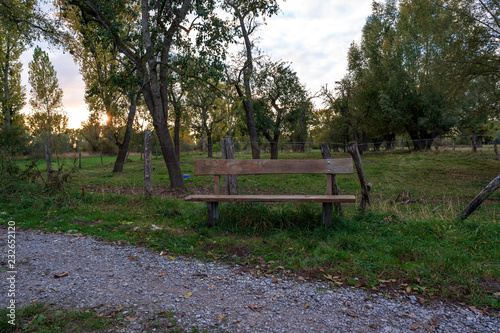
[185,159,356,226]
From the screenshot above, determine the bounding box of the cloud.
[257,0,373,93]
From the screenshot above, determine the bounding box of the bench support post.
[207,202,219,226]
[322,203,332,227]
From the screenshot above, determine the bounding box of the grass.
[0,303,112,333]
[2,148,500,313]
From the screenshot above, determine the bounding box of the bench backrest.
[194,158,353,175]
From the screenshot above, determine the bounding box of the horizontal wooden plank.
[194,159,353,175]
[185,194,356,203]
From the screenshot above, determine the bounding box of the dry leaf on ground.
[248,305,264,312]
[54,272,68,278]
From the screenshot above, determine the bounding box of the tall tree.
[28,46,65,178]
[254,60,308,159]
[0,25,25,127]
[59,0,247,188]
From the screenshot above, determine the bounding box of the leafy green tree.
[27,46,65,177]
[0,25,25,127]
[254,60,308,159]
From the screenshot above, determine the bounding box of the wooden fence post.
[347,141,371,211]
[459,174,500,220]
[222,136,238,195]
[320,143,342,223]
[144,130,153,197]
[494,142,499,159]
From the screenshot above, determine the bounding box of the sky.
[19,0,374,129]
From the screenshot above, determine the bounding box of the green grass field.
[2,148,499,312]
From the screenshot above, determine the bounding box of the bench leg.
[322,203,332,227]
[207,202,219,226]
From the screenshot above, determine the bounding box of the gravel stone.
[2,230,499,332]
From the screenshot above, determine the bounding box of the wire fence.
[6,133,499,170]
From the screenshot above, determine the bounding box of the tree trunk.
[459,174,500,220]
[44,140,52,180]
[144,130,153,197]
[142,86,184,189]
[113,92,139,173]
[235,12,260,159]
[174,109,181,160]
[471,134,477,153]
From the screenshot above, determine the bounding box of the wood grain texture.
[185,194,356,203]
[194,158,353,175]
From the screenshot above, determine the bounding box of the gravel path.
[2,229,499,332]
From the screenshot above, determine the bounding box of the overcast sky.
[20,0,373,129]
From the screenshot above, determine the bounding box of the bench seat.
[185,194,356,203]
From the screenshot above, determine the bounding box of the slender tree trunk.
[174,109,181,160]
[113,92,139,173]
[44,140,52,180]
[144,130,153,197]
[2,51,11,127]
[236,12,260,159]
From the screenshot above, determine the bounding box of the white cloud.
[257,0,373,93]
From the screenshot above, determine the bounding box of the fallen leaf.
[410,324,420,330]
[298,276,305,281]
[126,315,138,322]
[233,320,242,324]
[248,305,264,312]
[304,302,310,309]
[335,281,343,286]
[128,256,137,261]
[167,255,177,260]
[346,313,358,318]
[52,287,57,291]
[272,278,279,283]
[406,286,412,293]
[150,224,162,231]
[423,324,433,332]
[418,297,425,305]
[184,292,193,299]
[399,313,415,319]
[216,276,222,280]
[378,279,391,283]
[160,251,165,256]
[217,315,228,320]
[294,296,298,302]
[493,292,500,297]
[468,306,482,314]
[97,313,103,317]
[54,272,68,278]
[158,273,165,277]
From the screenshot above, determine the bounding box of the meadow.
[2,147,499,314]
